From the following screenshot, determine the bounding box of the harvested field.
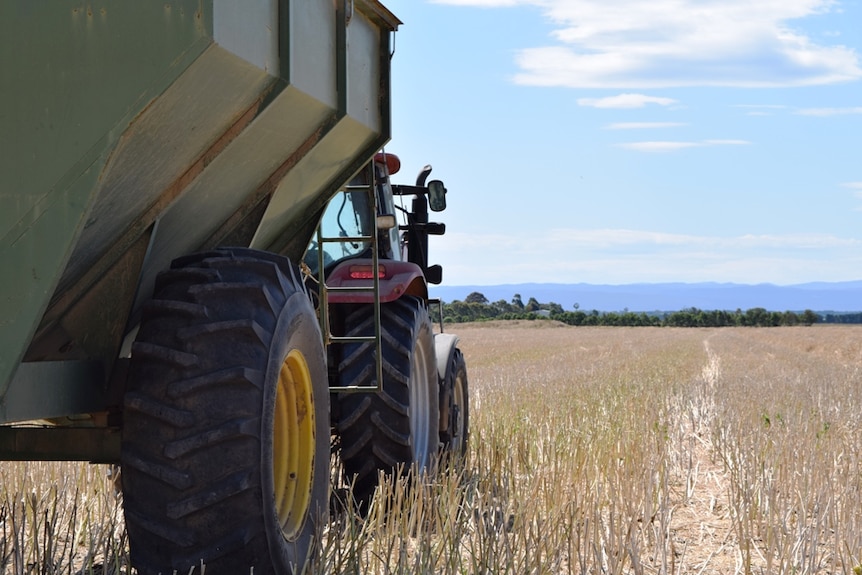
[440,322,862,575]
[3,322,861,574]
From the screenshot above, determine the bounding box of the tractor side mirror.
[425,265,443,285]
[427,180,447,212]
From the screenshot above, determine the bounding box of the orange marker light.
[374,152,401,175]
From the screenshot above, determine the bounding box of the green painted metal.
[0,1,213,398]
[0,0,400,442]
[0,361,106,423]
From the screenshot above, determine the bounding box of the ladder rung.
[329,335,377,345]
[326,284,376,291]
[319,235,373,243]
[316,161,384,394]
[329,385,381,393]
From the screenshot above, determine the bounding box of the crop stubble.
[2,322,861,574]
[450,321,862,574]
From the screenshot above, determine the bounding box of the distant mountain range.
[428,281,862,313]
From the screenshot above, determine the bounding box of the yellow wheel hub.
[273,349,316,540]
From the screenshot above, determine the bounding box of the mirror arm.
[391,184,428,196]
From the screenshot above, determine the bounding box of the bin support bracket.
[1,361,107,424]
[0,427,120,463]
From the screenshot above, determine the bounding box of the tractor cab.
[306,152,447,283]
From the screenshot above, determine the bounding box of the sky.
[380,0,862,286]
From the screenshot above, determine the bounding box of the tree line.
[432,292,828,327]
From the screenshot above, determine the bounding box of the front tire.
[335,296,439,505]
[121,248,329,575]
[440,347,469,460]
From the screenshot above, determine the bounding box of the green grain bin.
[1,1,398,424]
[0,2,400,572]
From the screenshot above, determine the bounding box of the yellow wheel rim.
[272,349,315,540]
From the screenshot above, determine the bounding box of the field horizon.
[430,281,862,313]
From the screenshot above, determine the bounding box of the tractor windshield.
[305,190,373,272]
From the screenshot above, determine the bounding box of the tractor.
[310,152,469,506]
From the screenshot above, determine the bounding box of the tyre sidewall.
[443,349,469,457]
[412,308,440,470]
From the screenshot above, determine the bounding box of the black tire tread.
[335,296,438,504]
[122,248,326,574]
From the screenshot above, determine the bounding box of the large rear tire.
[121,248,329,575]
[335,296,439,506]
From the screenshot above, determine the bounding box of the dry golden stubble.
[6,323,862,574]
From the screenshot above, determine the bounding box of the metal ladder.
[316,163,384,393]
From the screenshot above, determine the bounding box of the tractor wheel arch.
[435,334,469,458]
[326,259,428,304]
[433,333,460,382]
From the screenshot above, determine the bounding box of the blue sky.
[381,0,862,286]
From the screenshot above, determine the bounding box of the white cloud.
[604,122,687,130]
[795,106,862,116]
[736,104,791,116]
[732,104,862,117]
[430,0,520,4]
[733,233,860,249]
[544,229,858,249]
[845,183,862,210]
[619,140,750,152]
[546,228,699,247]
[736,105,790,110]
[440,0,862,88]
[578,93,677,109]
[437,229,859,253]
[618,141,701,152]
[433,229,862,284]
[703,139,750,146]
